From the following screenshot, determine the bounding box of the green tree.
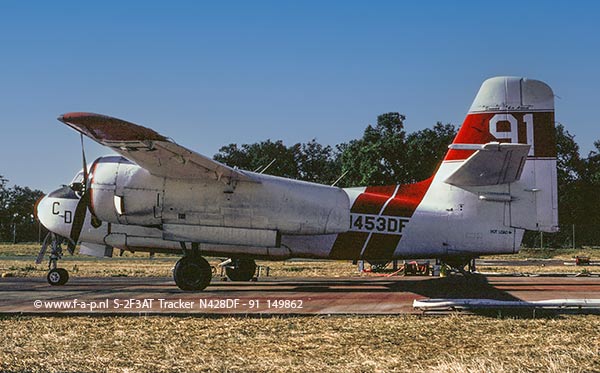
[215,140,301,178]
[583,140,600,184]
[576,140,600,244]
[213,143,254,171]
[0,177,45,243]
[405,122,457,182]
[215,139,342,183]
[555,123,584,185]
[0,175,10,241]
[555,124,586,229]
[8,186,44,242]
[339,112,408,187]
[296,139,340,184]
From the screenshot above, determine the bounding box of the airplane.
[36,76,559,290]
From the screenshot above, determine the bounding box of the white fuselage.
[37,151,555,261]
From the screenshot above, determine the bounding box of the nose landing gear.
[37,232,71,286]
[47,268,69,286]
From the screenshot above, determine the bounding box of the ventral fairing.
[37,76,558,290]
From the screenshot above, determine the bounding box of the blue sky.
[1,1,598,192]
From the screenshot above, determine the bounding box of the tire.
[173,256,212,291]
[226,258,256,282]
[57,268,69,285]
[47,268,69,286]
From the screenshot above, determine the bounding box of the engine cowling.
[89,156,164,226]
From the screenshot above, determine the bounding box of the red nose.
[33,194,45,222]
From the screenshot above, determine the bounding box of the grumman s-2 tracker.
[36,76,559,290]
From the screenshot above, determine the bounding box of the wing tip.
[58,112,114,124]
[57,112,168,142]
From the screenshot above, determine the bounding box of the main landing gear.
[173,243,258,291]
[173,255,213,291]
[441,257,478,278]
[173,242,214,291]
[37,232,71,286]
[224,258,257,282]
[173,256,259,291]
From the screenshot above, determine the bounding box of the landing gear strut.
[37,232,71,286]
[225,258,257,282]
[441,257,478,277]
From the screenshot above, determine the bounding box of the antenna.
[254,158,277,174]
[331,170,349,187]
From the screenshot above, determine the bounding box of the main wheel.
[173,256,212,291]
[47,268,69,286]
[226,258,256,282]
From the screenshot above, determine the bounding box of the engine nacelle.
[89,156,164,226]
[87,155,350,242]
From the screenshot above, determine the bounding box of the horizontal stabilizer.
[444,142,530,186]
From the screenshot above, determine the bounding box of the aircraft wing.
[58,112,256,183]
[444,142,530,186]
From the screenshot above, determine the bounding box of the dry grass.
[0,257,360,278]
[0,315,598,372]
[0,244,598,279]
[477,265,597,275]
[0,258,179,278]
[0,243,365,278]
[486,246,600,260]
[1,244,599,372]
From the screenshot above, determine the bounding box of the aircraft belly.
[281,235,338,258]
[394,212,448,258]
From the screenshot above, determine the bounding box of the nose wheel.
[37,232,72,286]
[47,268,69,286]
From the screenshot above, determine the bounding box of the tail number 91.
[350,214,408,235]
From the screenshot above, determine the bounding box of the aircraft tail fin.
[445,76,556,161]
[443,76,558,232]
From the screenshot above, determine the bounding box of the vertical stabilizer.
[446,76,558,233]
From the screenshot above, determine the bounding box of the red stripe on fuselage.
[361,177,434,260]
[381,177,433,216]
[328,231,370,259]
[360,234,403,260]
[328,177,434,260]
[328,186,395,259]
[352,185,396,214]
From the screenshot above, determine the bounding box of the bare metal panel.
[163,224,280,248]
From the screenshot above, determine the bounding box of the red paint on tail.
[445,112,556,161]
